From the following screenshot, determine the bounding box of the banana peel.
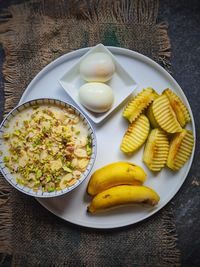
[87,162,147,196]
[88,185,160,213]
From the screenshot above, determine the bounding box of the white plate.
[19,46,196,229]
[59,44,137,124]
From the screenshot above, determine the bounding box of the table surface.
[0,0,200,266]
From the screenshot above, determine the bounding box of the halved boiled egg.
[79,52,115,82]
[79,82,114,113]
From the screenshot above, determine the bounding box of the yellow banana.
[88,185,160,213]
[87,162,147,196]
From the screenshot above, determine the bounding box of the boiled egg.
[79,52,115,82]
[79,82,114,113]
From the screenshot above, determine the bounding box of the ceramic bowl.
[0,98,97,198]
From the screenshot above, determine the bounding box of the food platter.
[19,46,195,229]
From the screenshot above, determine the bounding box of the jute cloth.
[0,0,180,266]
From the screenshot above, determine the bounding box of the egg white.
[79,52,115,83]
[79,82,114,113]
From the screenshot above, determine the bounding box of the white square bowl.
[59,44,137,124]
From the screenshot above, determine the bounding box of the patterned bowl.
[0,98,97,198]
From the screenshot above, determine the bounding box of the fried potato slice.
[163,88,190,127]
[120,115,150,154]
[143,128,169,172]
[152,94,182,133]
[123,87,157,123]
[146,103,159,128]
[167,129,194,170]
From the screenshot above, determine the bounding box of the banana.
[87,162,147,196]
[88,185,160,213]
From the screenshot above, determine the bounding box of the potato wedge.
[167,129,194,170]
[123,87,157,123]
[143,128,169,172]
[121,115,150,154]
[163,88,190,127]
[152,94,182,133]
[146,103,159,128]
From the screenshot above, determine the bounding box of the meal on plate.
[87,162,160,214]
[121,88,194,172]
[78,52,115,113]
[2,104,92,192]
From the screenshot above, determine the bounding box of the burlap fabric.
[0,0,180,266]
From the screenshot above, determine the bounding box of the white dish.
[19,46,195,229]
[0,98,97,198]
[59,44,137,124]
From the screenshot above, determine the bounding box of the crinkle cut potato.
[121,86,194,172]
[123,87,158,123]
[152,94,182,133]
[143,128,169,172]
[120,114,150,154]
[163,88,190,127]
[167,129,194,171]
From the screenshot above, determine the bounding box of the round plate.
[19,46,196,229]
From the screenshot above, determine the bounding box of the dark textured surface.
[0,0,200,266]
[158,0,200,266]
[0,45,4,122]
